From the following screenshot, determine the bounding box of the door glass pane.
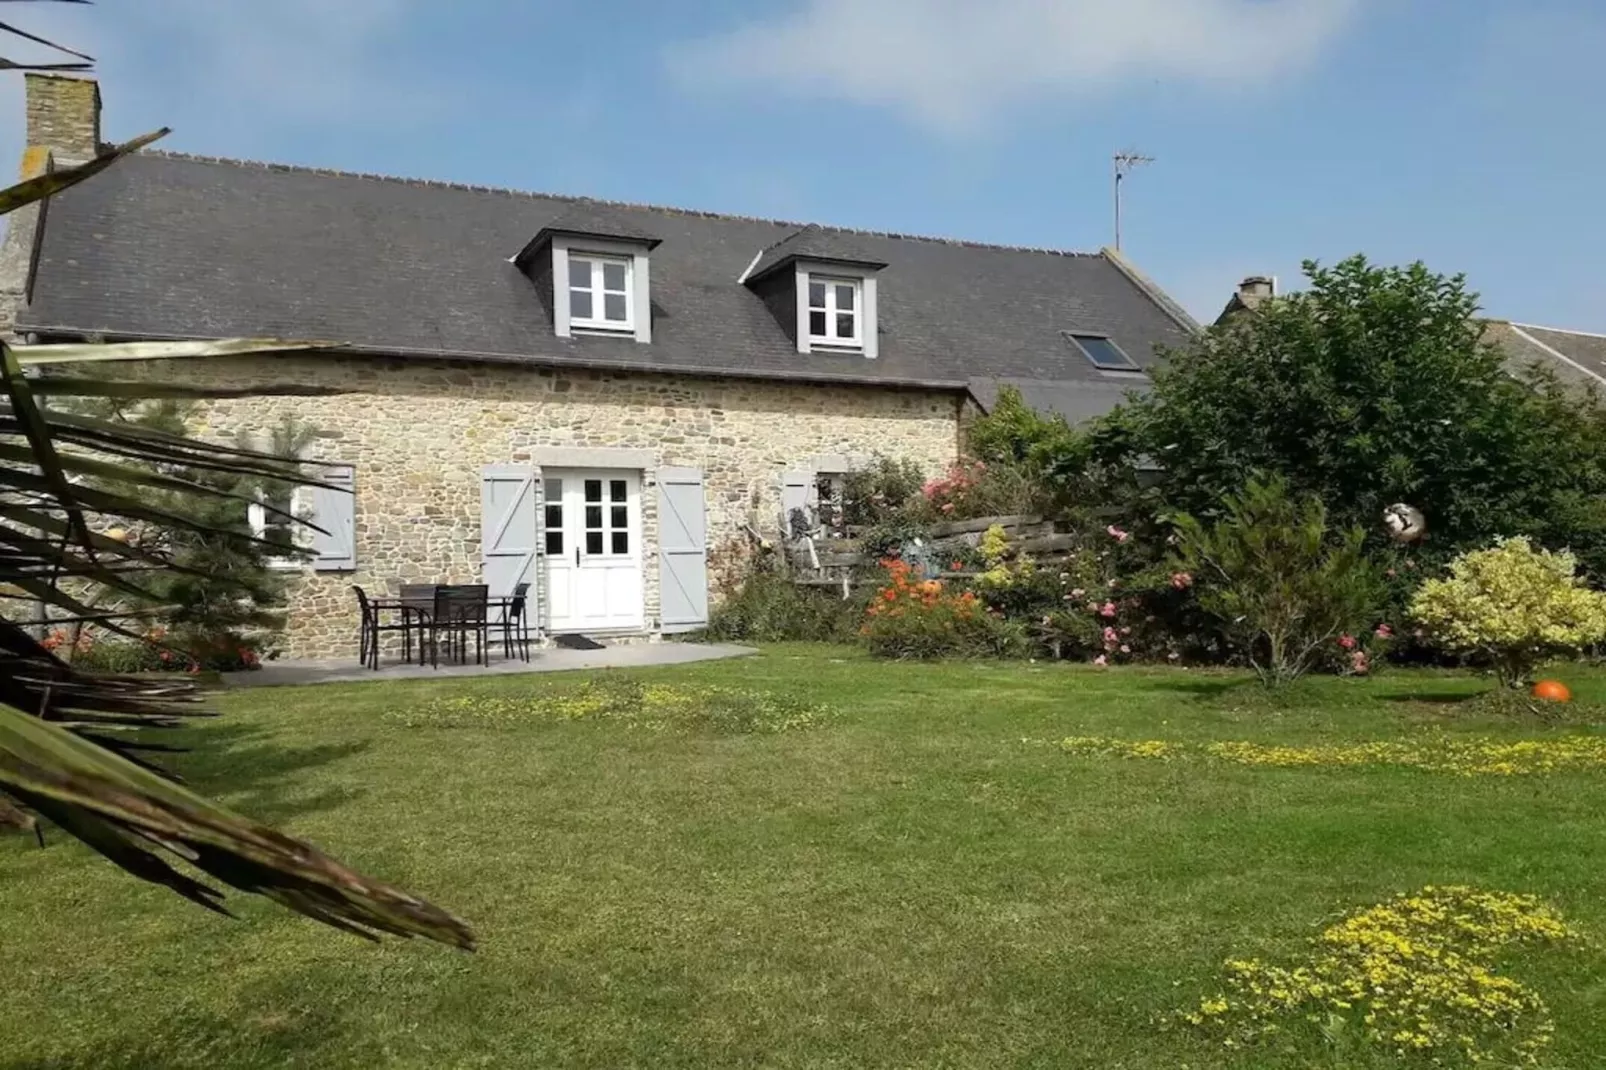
[610,480,627,502]
[809,310,827,337]
[586,531,603,555]
[545,502,563,528]
[611,505,627,528]
[585,479,602,502]
[570,290,593,320]
[603,293,627,322]
[544,478,562,501]
[546,530,563,555]
[837,312,855,338]
[835,283,856,311]
[585,505,602,528]
[808,281,825,308]
[602,261,627,291]
[611,531,629,554]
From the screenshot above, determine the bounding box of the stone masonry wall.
[108,355,961,659]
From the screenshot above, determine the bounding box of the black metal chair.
[350,585,410,671]
[399,584,438,664]
[495,581,532,662]
[431,584,489,668]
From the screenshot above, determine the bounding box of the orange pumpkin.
[1531,679,1572,703]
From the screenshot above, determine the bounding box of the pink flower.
[1350,650,1370,674]
[940,502,955,514]
[1120,626,1132,636]
[1070,588,1085,598]
[1106,525,1130,543]
[1092,655,1108,667]
[1103,627,1119,643]
[1100,601,1118,619]
[1375,624,1393,639]
[1338,634,1357,650]
[1170,571,1193,590]
[1120,644,1131,654]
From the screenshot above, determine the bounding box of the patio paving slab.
[221,641,757,688]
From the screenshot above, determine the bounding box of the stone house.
[0,75,1197,658]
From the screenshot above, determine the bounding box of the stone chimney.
[25,73,101,161]
[1237,275,1276,300]
[1213,274,1278,326]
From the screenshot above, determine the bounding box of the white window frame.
[807,275,862,347]
[794,262,877,357]
[550,236,653,343]
[250,486,312,570]
[567,251,634,332]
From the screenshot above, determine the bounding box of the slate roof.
[1484,321,1606,391]
[16,151,1194,408]
[744,224,888,284]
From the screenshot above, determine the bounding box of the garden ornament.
[1382,503,1426,544]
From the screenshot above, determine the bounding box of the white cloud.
[669,0,1361,134]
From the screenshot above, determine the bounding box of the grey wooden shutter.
[481,465,537,599]
[310,464,356,571]
[780,469,813,538]
[657,466,708,632]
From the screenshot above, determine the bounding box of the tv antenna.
[1112,150,1154,251]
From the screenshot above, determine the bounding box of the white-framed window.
[568,252,633,331]
[807,275,862,347]
[249,485,307,570]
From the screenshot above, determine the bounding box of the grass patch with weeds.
[384,675,837,735]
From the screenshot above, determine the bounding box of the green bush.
[841,455,927,527]
[1410,536,1606,687]
[1171,474,1386,688]
[704,568,865,643]
[919,459,1041,520]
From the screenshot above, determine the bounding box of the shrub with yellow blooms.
[1409,536,1606,687]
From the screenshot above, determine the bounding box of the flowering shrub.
[1410,536,1606,687]
[60,623,266,674]
[861,558,1028,659]
[1180,886,1577,1064]
[918,458,1037,520]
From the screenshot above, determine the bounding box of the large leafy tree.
[1095,255,1606,575]
[0,7,473,949]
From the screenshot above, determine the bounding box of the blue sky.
[4,0,1603,329]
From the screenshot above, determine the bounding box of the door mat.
[553,634,606,651]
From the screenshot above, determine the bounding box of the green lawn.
[5,646,1606,1069]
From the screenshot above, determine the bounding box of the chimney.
[1238,275,1275,299]
[25,74,101,161]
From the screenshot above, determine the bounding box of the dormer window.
[741,227,888,359]
[569,253,633,331]
[808,276,861,347]
[513,209,661,344]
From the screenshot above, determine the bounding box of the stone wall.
[109,354,961,658]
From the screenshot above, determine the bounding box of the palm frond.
[0,107,475,948]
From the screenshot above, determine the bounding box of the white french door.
[542,469,645,632]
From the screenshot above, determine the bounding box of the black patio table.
[367,589,521,667]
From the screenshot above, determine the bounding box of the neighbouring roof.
[966,375,1143,426]
[16,152,1194,408]
[1484,321,1606,391]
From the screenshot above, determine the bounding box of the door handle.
[574,547,580,566]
